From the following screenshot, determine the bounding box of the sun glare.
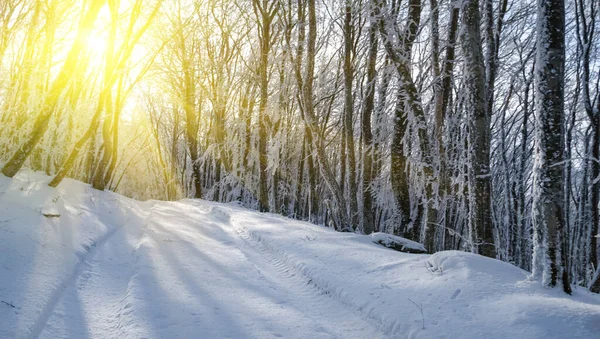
[84,32,109,71]
[86,32,109,58]
[75,1,151,121]
[82,3,112,70]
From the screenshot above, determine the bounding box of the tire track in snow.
[31,202,148,339]
[224,210,407,337]
[61,239,137,338]
[222,208,389,338]
[28,222,126,339]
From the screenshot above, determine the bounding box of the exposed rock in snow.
[41,205,61,218]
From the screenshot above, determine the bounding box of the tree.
[2,0,600,293]
[460,0,496,258]
[252,0,278,212]
[361,2,379,235]
[574,0,600,292]
[292,0,349,230]
[50,0,161,188]
[342,0,359,229]
[1,0,106,178]
[531,0,571,294]
[372,0,434,244]
[430,0,460,251]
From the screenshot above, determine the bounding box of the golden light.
[82,3,112,73]
[85,31,109,59]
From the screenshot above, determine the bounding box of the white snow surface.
[1,170,599,339]
[371,232,427,253]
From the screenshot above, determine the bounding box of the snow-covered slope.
[1,171,599,339]
[0,170,148,339]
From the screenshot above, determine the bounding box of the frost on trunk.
[343,0,358,229]
[591,268,600,293]
[531,0,571,293]
[460,0,495,258]
[253,0,277,212]
[574,0,600,291]
[361,3,378,235]
[292,0,349,230]
[372,0,436,246]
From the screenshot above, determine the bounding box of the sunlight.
[81,2,112,75]
[75,1,151,121]
[85,31,109,62]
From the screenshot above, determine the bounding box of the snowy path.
[38,222,142,339]
[3,172,600,339]
[37,202,385,339]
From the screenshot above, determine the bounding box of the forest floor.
[1,170,599,339]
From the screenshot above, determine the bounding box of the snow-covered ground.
[1,171,599,339]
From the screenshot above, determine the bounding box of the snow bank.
[216,204,600,339]
[0,170,145,338]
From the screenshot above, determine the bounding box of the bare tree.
[531,0,571,294]
[1,0,105,178]
[460,0,496,258]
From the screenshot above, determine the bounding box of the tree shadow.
[129,205,311,338]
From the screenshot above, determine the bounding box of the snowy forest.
[0,0,599,297]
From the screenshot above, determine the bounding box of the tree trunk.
[49,90,107,187]
[182,55,202,198]
[293,0,348,230]
[372,0,433,243]
[343,0,358,229]
[253,0,277,212]
[460,0,496,258]
[532,0,571,294]
[361,6,378,235]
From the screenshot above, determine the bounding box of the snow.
[1,170,599,338]
[371,232,427,253]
